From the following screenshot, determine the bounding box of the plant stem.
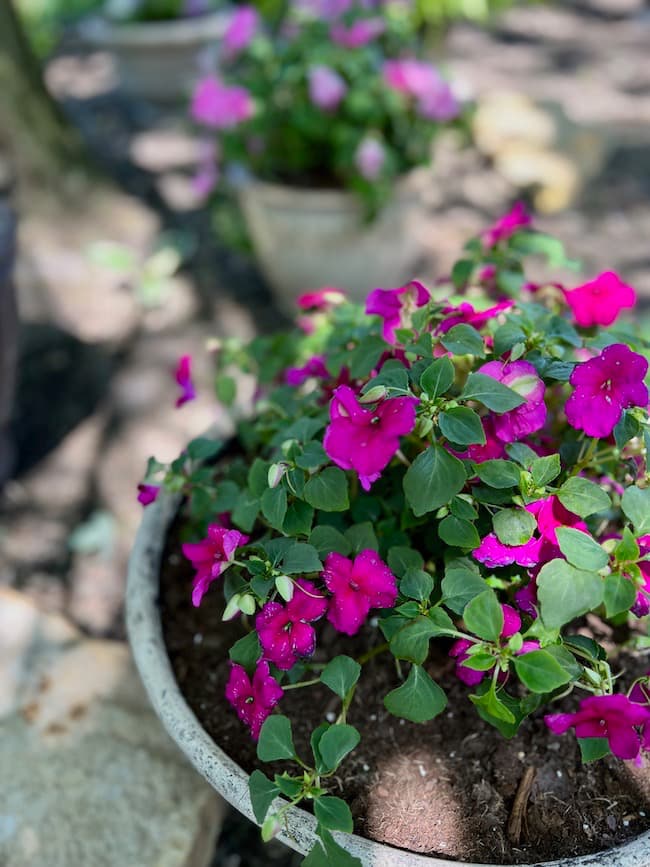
[283,677,321,691]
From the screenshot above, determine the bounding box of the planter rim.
[238,168,427,211]
[127,488,650,867]
[79,11,229,46]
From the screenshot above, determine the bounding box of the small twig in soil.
[507,767,537,845]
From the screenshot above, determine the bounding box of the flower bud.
[275,574,294,602]
[238,593,256,616]
[415,416,433,437]
[268,462,288,488]
[222,593,242,621]
[359,385,388,404]
[261,814,281,842]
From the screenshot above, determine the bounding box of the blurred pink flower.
[365,280,430,344]
[224,6,258,57]
[383,59,459,121]
[297,287,346,310]
[354,136,386,180]
[308,65,347,111]
[482,202,531,248]
[285,355,329,386]
[330,17,384,47]
[175,354,196,407]
[191,76,253,129]
[564,271,636,328]
[137,483,160,506]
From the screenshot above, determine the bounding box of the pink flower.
[466,418,506,463]
[285,355,329,386]
[191,77,253,129]
[322,550,397,635]
[225,661,283,740]
[137,483,160,506]
[450,604,532,685]
[182,524,249,606]
[482,202,532,249]
[564,272,636,328]
[546,694,650,761]
[477,360,546,442]
[224,6,258,58]
[175,354,196,407]
[192,141,219,198]
[383,59,459,121]
[630,535,650,617]
[473,533,543,569]
[565,344,648,439]
[323,385,417,490]
[365,280,430,344]
[297,287,346,310]
[526,495,587,545]
[330,17,385,47]
[256,579,328,670]
[308,66,347,111]
[515,579,538,617]
[437,300,514,335]
[355,137,386,181]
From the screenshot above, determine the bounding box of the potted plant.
[80,0,232,100]
[128,207,650,866]
[189,1,463,307]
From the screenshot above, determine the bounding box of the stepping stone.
[0,588,224,867]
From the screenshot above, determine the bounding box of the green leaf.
[615,527,640,564]
[229,632,261,671]
[510,230,575,268]
[231,492,260,533]
[320,656,361,699]
[345,522,378,553]
[310,722,330,774]
[295,441,328,470]
[320,829,362,867]
[282,543,322,574]
[261,486,288,531]
[449,496,478,520]
[186,437,223,461]
[365,359,410,392]
[460,372,526,412]
[463,589,503,641]
[451,258,474,289]
[318,724,360,772]
[513,650,573,693]
[384,664,447,723]
[400,568,434,601]
[506,442,539,468]
[493,509,536,546]
[558,477,611,518]
[439,407,486,446]
[257,715,296,761]
[614,411,641,449]
[438,516,480,549]
[349,335,386,379]
[304,468,349,512]
[441,559,487,614]
[493,321,527,357]
[531,454,562,487]
[309,525,352,557]
[390,615,440,664]
[403,445,466,517]
[537,559,604,628]
[216,374,237,405]
[419,356,455,398]
[274,774,303,798]
[579,738,610,763]
[248,770,280,824]
[387,546,424,578]
[622,486,650,534]
[314,796,353,833]
[441,324,485,357]
[248,459,270,497]
[283,500,314,537]
[475,460,521,489]
[470,684,516,725]
[556,527,608,571]
[603,572,637,618]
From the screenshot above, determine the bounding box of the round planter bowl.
[127,491,650,867]
[79,12,230,101]
[237,172,428,310]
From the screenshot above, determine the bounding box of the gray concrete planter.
[237,171,428,311]
[80,11,230,100]
[127,489,650,867]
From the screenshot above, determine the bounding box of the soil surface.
[160,519,650,865]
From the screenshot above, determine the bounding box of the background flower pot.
[127,489,650,867]
[237,171,428,310]
[79,12,230,101]
[0,193,17,485]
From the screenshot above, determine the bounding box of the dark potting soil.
[160,521,650,864]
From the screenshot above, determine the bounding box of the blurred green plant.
[419,0,530,28]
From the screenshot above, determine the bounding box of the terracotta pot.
[79,12,230,100]
[237,172,428,311]
[126,489,650,867]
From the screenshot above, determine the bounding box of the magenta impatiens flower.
[175,354,196,407]
[182,524,249,606]
[225,661,284,740]
[482,201,531,249]
[191,76,253,129]
[224,6,258,58]
[355,137,386,181]
[365,280,430,344]
[137,483,160,506]
[323,385,417,490]
[330,17,385,48]
[450,603,534,685]
[256,579,328,670]
[473,533,542,569]
[308,65,347,111]
[565,343,648,439]
[437,299,514,335]
[383,59,459,121]
[477,360,547,442]
[564,272,636,328]
[322,550,397,635]
[285,355,329,386]
[297,287,346,310]
[526,495,587,545]
[630,535,650,617]
[545,694,650,761]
